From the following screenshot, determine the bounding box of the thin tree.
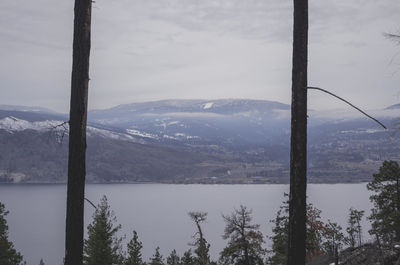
[322,220,345,265]
[288,0,308,264]
[65,0,92,264]
[188,211,210,265]
[346,208,364,248]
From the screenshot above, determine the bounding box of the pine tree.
[219,205,265,265]
[166,249,180,265]
[322,220,345,265]
[188,212,211,265]
[346,208,364,248]
[0,202,24,265]
[268,203,288,265]
[367,160,400,243]
[149,247,164,265]
[125,230,144,265]
[269,195,326,264]
[305,203,325,259]
[38,259,45,265]
[180,249,195,265]
[83,196,123,265]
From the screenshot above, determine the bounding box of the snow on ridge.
[174,133,200,140]
[0,116,143,143]
[126,129,159,139]
[340,128,385,134]
[203,102,214,109]
[0,117,65,132]
[163,133,200,140]
[86,127,138,142]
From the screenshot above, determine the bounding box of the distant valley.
[0,99,399,184]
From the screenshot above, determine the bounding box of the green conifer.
[83,196,123,265]
[180,249,195,265]
[125,230,144,265]
[166,249,180,265]
[0,201,24,265]
[367,160,400,243]
[149,247,164,265]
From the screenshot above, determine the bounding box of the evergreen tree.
[125,230,144,265]
[219,205,265,265]
[367,160,400,243]
[346,208,364,248]
[268,202,288,265]
[268,195,326,265]
[149,247,164,265]
[83,196,123,265]
[188,212,211,265]
[322,220,345,265]
[166,249,180,265]
[305,203,325,259]
[0,202,24,265]
[38,259,45,265]
[180,249,195,265]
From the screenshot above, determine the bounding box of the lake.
[0,183,372,265]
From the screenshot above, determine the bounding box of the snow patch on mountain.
[203,102,214,109]
[340,128,386,134]
[0,116,65,132]
[0,116,144,143]
[126,129,159,139]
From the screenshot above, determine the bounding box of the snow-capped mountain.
[0,110,144,143]
[1,100,400,184]
[89,99,291,145]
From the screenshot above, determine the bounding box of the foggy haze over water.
[0,184,371,265]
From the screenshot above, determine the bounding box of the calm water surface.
[0,184,372,265]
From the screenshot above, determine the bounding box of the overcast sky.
[1,0,399,113]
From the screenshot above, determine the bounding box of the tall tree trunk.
[287,0,308,265]
[64,0,92,265]
[195,222,206,265]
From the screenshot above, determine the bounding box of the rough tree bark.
[64,0,92,265]
[287,0,308,265]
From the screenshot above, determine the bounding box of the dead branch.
[307,86,387,129]
[383,32,400,45]
[49,120,69,143]
[84,197,97,209]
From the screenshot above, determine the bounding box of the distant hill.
[1,99,400,184]
[386,103,400,110]
[0,104,57,114]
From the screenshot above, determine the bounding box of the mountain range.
[1,99,399,184]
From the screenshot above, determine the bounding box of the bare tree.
[64,0,92,264]
[287,0,308,265]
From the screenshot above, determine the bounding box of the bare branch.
[383,32,400,45]
[49,120,69,143]
[307,86,387,129]
[84,197,97,209]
